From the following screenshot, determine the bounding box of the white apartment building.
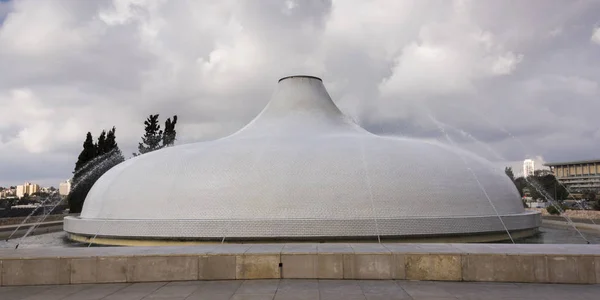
[16,182,41,198]
[523,159,535,177]
[59,179,72,196]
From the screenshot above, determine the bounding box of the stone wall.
[1,243,599,286]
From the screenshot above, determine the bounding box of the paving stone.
[276,279,319,292]
[319,292,366,300]
[2,277,600,300]
[357,280,406,294]
[185,292,233,300]
[317,243,353,254]
[144,284,199,298]
[23,285,92,300]
[245,244,285,254]
[407,297,457,300]
[395,281,456,298]
[230,295,276,300]
[236,279,279,294]
[350,244,390,254]
[0,285,54,300]
[281,244,318,254]
[61,283,129,300]
[209,244,251,255]
[102,291,155,300]
[363,293,412,300]
[195,280,243,293]
[164,280,204,286]
[116,282,166,293]
[318,280,363,294]
[382,244,424,254]
[412,244,462,254]
[274,290,320,300]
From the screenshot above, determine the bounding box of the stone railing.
[1,243,599,286]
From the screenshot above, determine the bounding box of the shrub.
[546,205,561,215]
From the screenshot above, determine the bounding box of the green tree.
[513,177,527,197]
[582,190,597,202]
[546,204,562,215]
[504,167,515,182]
[68,128,125,213]
[582,191,600,211]
[137,114,163,155]
[135,114,179,156]
[104,127,120,154]
[96,130,107,156]
[511,174,568,202]
[162,115,178,147]
[74,132,97,171]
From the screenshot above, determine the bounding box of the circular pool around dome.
[64,75,540,243]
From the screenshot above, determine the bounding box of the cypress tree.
[104,127,125,162]
[96,130,107,156]
[68,128,125,213]
[162,115,178,147]
[74,132,96,171]
[137,114,163,155]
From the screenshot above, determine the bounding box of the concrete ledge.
[1,243,599,286]
[0,221,64,240]
[543,219,600,232]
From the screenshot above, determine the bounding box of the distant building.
[16,182,41,198]
[0,188,16,198]
[523,159,535,177]
[59,179,72,196]
[544,159,600,195]
[526,201,549,209]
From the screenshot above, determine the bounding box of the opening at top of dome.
[278,75,322,82]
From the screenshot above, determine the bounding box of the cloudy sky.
[0,0,599,187]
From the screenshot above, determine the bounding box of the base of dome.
[67,227,540,246]
[64,212,540,245]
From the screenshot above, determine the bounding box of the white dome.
[65,76,539,240]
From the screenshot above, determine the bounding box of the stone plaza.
[2,279,600,300]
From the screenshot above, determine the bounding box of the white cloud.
[547,27,563,38]
[525,75,598,96]
[592,27,600,45]
[0,0,599,186]
[379,2,523,98]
